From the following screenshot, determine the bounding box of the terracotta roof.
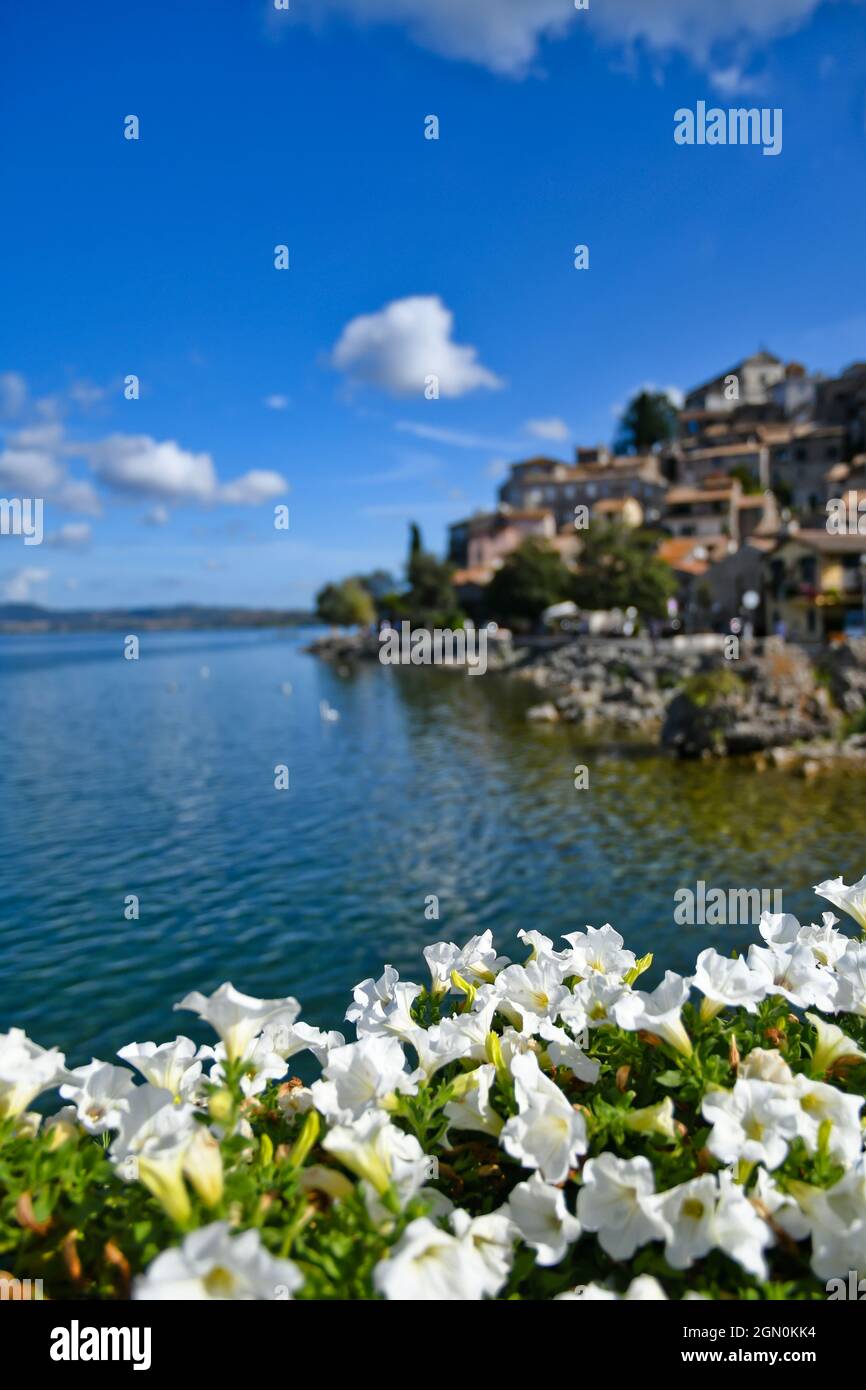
[452,566,494,586]
[593,497,636,514]
[772,530,866,555]
[682,443,763,460]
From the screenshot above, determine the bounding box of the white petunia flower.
[208,1034,288,1099]
[792,1160,866,1281]
[576,1153,665,1260]
[0,1029,66,1120]
[174,983,300,1064]
[117,1037,206,1104]
[444,1063,503,1138]
[789,1072,863,1167]
[348,976,422,1045]
[655,1173,771,1278]
[690,949,768,1020]
[566,974,628,1031]
[538,1020,600,1084]
[494,960,570,1034]
[797,914,849,969]
[505,1170,581,1266]
[746,942,836,1012]
[450,1209,514,1296]
[423,930,509,995]
[500,1052,587,1183]
[831,940,866,1018]
[739,1048,794,1084]
[133,1221,301,1300]
[758,910,802,946]
[110,1085,196,1223]
[265,1020,345,1065]
[814,874,866,933]
[345,965,399,1027]
[654,1173,720,1270]
[805,1011,866,1075]
[517,928,565,968]
[59,1059,136,1134]
[613,971,692,1056]
[712,1171,774,1280]
[311,1036,419,1122]
[322,1108,429,1210]
[373,1217,495,1301]
[751,1167,810,1243]
[561,923,636,982]
[702,1078,797,1171]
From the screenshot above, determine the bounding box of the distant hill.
[0,603,315,633]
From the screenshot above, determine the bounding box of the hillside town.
[447,352,866,645]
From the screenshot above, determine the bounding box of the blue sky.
[2,0,866,608]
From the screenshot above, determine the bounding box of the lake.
[1,628,864,1064]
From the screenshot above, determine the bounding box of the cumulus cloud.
[218,470,288,505]
[331,296,502,398]
[524,417,569,442]
[0,423,102,516]
[295,0,574,76]
[302,0,838,78]
[85,435,288,506]
[0,566,50,602]
[264,394,290,410]
[590,0,832,68]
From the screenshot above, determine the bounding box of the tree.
[315,579,375,629]
[485,538,573,629]
[614,390,679,454]
[404,522,460,627]
[571,523,677,618]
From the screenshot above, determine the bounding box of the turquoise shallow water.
[1,629,864,1064]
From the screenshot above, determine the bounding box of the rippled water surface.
[1,629,864,1062]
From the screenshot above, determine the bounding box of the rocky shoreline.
[307,630,866,769]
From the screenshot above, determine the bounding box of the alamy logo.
[0,1275,44,1299]
[826,492,866,534]
[0,496,43,545]
[50,1319,152,1371]
[826,1271,866,1299]
[674,102,782,157]
[379,621,489,676]
[674,880,782,926]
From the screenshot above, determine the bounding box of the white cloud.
[87,434,218,502]
[0,372,28,419]
[524,416,569,442]
[332,296,502,398]
[46,522,92,550]
[304,0,839,78]
[708,64,763,95]
[264,394,290,410]
[0,423,102,516]
[85,435,288,506]
[68,381,106,409]
[299,0,575,76]
[590,0,832,68]
[0,566,50,602]
[218,470,288,504]
[395,421,520,451]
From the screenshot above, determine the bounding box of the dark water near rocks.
[1,629,864,1064]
